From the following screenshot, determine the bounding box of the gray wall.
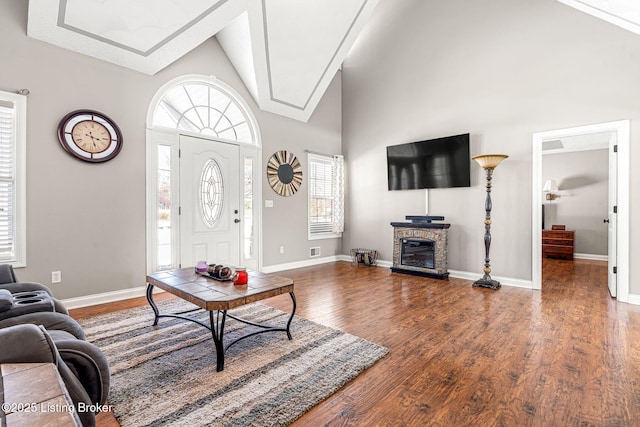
[0,1,341,299]
[542,149,608,256]
[342,0,640,292]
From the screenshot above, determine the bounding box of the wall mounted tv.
[387,133,471,190]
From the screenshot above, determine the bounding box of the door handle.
[603,219,610,223]
[234,218,241,223]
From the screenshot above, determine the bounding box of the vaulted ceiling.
[26,0,640,122]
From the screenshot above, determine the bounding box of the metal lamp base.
[473,276,501,290]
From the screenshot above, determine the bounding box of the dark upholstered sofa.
[0,265,110,427]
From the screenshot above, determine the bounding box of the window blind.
[309,155,334,234]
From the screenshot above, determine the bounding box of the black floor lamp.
[472,154,508,290]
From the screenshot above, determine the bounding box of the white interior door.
[179,135,241,267]
[607,134,617,297]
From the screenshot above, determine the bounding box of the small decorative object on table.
[195,261,208,273]
[233,267,248,285]
[350,248,378,266]
[196,264,236,281]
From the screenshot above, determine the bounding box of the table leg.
[285,291,296,340]
[146,284,160,326]
[209,310,227,372]
[146,286,296,372]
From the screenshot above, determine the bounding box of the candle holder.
[472,154,508,290]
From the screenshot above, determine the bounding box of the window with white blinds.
[0,91,26,266]
[308,153,344,239]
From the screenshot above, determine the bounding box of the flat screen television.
[387,133,471,190]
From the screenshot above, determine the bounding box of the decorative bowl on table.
[198,264,236,281]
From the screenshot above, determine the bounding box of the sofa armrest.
[0,282,68,314]
[56,339,111,406]
[0,312,86,340]
[0,323,98,427]
[0,324,57,363]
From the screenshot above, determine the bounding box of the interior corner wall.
[542,149,608,256]
[341,0,640,293]
[0,1,341,300]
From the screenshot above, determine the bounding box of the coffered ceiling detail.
[25,0,638,121]
[27,0,378,122]
[27,0,245,75]
[217,0,378,121]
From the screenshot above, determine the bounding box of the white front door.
[607,134,617,297]
[179,135,241,267]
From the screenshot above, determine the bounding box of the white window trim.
[307,152,342,241]
[0,90,26,267]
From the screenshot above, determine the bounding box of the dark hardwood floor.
[71,259,640,426]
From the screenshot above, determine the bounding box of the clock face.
[71,120,111,153]
[58,110,123,162]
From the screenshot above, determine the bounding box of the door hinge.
[613,144,618,153]
[178,149,181,158]
[179,206,181,215]
[613,206,617,214]
[613,266,617,274]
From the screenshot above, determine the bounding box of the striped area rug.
[79,299,388,426]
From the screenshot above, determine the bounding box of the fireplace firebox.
[390,216,449,279]
[401,239,435,269]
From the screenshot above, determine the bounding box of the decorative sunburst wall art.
[267,150,302,196]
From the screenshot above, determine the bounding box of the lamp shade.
[543,180,558,192]
[472,154,508,169]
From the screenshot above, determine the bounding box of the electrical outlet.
[279,246,285,254]
[51,271,61,283]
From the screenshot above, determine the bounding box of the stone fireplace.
[391,216,450,279]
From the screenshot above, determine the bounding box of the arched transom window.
[152,82,255,144]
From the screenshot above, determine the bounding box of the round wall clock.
[57,110,123,163]
[267,150,302,196]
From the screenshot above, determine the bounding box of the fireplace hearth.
[391,216,449,279]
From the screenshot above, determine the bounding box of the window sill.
[308,232,342,241]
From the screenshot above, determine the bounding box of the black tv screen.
[387,133,471,190]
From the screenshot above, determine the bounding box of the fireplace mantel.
[391,217,449,279]
[390,222,450,229]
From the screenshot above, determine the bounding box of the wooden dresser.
[542,229,575,260]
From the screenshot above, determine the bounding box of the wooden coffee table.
[146,267,296,371]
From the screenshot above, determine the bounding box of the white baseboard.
[363,258,532,289]
[261,255,393,273]
[574,253,608,261]
[61,286,164,310]
[65,257,350,309]
[448,269,533,289]
[264,255,533,289]
[60,258,549,310]
[261,255,343,273]
[627,294,640,306]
